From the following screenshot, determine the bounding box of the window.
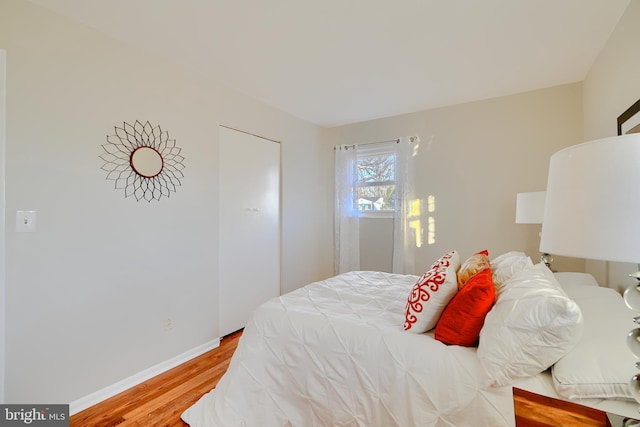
[335,136,419,274]
[356,147,396,214]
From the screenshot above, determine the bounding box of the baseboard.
[69,338,220,415]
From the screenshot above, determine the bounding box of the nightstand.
[513,387,640,427]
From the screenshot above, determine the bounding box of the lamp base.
[541,253,556,272]
[624,272,640,416]
[608,413,640,426]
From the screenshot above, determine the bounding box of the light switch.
[16,210,36,232]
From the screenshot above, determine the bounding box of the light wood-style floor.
[70,330,242,427]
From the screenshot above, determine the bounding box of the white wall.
[331,84,585,273]
[359,217,393,272]
[0,0,333,407]
[582,0,640,291]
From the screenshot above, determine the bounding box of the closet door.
[218,126,280,337]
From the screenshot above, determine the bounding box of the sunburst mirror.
[100,121,185,202]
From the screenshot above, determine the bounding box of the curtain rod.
[334,136,420,150]
[335,138,400,150]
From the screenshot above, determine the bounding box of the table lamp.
[515,191,553,269]
[539,133,640,409]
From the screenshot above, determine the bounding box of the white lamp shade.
[515,191,546,224]
[540,134,640,263]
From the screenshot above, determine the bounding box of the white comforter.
[182,271,519,426]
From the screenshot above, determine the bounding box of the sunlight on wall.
[409,199,422,248]
[408,194,436,247]
[427,195,436,245]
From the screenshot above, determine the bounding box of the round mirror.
[130,146,163,178]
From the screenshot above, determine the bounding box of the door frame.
[1,49,7,403]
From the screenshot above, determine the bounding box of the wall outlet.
[16,210,36,232]
[164,317,173,331]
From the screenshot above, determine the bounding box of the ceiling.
[28,0,631,128]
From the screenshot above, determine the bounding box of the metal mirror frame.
[100,120,185,202]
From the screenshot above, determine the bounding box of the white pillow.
[554,272,599,288]
[552,281,636,400]
[403,250,460,333]
[477,263,583,387]
[490,251,533,289]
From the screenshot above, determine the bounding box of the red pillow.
[434,267,495,347]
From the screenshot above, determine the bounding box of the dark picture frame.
[617,98,640,135]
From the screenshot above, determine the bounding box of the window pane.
[356,151,396,212]
[357,153,395,184]
[358,184,395,211]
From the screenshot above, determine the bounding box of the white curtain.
[392,136,416,274]
[335,137,416,275]
[334,145,360,274]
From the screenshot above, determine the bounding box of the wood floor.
[70,330,242,427]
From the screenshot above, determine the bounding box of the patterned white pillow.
[403,250,460,333]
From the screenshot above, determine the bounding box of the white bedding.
[182,270,640,426]
[184,271,517,426]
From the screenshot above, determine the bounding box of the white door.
[218,126,280,337]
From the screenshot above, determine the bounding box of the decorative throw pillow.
[457,249,490,289]
[490,251,534,290]
[434,267,495,346]
[477,263,583,387]
[403,250,460,333]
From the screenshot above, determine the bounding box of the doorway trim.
[1,49,7,403]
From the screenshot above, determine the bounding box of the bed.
[182,251,640,426]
